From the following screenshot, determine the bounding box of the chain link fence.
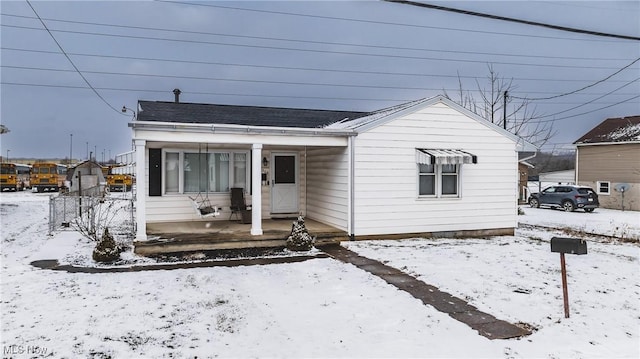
[49,185,136,242]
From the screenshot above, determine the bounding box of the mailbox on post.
[551,237,587,255]
[550,237,587,318]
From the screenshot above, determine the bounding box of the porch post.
[251,143,263,235]
[134,139,147,241]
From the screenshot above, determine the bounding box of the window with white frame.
[418,163,460,197]
[418,163,436,195]
[416,148,476,198]
[164,150,249,194]
[597,181,610,195]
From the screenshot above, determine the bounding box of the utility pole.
[503,90,508,130]
[69,133,73,167]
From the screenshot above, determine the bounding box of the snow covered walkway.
[323,244,530,340]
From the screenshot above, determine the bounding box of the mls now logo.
[4,344,49,356]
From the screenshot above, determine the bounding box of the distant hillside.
[528,151,575,176]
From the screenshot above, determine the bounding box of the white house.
[130,94,536,247]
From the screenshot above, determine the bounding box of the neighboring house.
[574,116,640,211]
[518,152,536,204]
[130,94,536,243]
[66,160,106,195]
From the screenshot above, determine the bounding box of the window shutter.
[149,148,162,196]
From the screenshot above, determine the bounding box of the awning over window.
[416,149,478,165]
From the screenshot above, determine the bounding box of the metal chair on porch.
[230,187,250,222]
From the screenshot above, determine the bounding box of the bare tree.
[444,64,555,148]
[73,196,120,242]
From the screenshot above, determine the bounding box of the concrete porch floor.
[135,218,348,256]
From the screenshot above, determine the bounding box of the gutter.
[519,152,537,163]
[575,141,640,147]
[129,121,357,137]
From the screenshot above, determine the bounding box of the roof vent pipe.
[173,88,181,103]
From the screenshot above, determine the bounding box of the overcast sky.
[1,1,638,160]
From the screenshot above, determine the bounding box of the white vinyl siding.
[352,102,518,236]
[305,147,349,231]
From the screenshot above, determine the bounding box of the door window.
[274,156,295,184]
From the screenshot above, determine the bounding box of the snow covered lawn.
[518,205,640,240]
[1,192,639,358]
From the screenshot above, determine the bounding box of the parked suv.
[529,185,599,212]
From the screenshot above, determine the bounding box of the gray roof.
[325,98,426,130]
[137,101,369,128]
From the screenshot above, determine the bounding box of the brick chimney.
[173,88,181,103]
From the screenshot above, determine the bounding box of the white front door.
[271,153,298,214]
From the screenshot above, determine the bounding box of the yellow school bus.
[104,165,132,191]
[31,162,61,192]
[0,163,18,191]
[107,174,133,191]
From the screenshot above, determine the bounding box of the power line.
[2,47,634,84]
[384,0,640,41]
[508,77,638,131]
[527,77,640,120]
[1,23,632,71]
[1,12,632,63]
[512,57,640,101]
[157,0,632,43]
[24,1,125,116]
[527,95,640,124]
[0,69,473,92]
[0,81,413,103]
[4,65,639,97]
[6,4,637,124]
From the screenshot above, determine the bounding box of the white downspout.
[134,139,147,241]
[251,143,263,235]
[348,136,355,240]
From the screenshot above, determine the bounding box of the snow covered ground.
[1,192,638,358]
[518,205,639,240]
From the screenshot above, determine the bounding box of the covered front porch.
[134,218,348,255]
[131,117,358,254]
